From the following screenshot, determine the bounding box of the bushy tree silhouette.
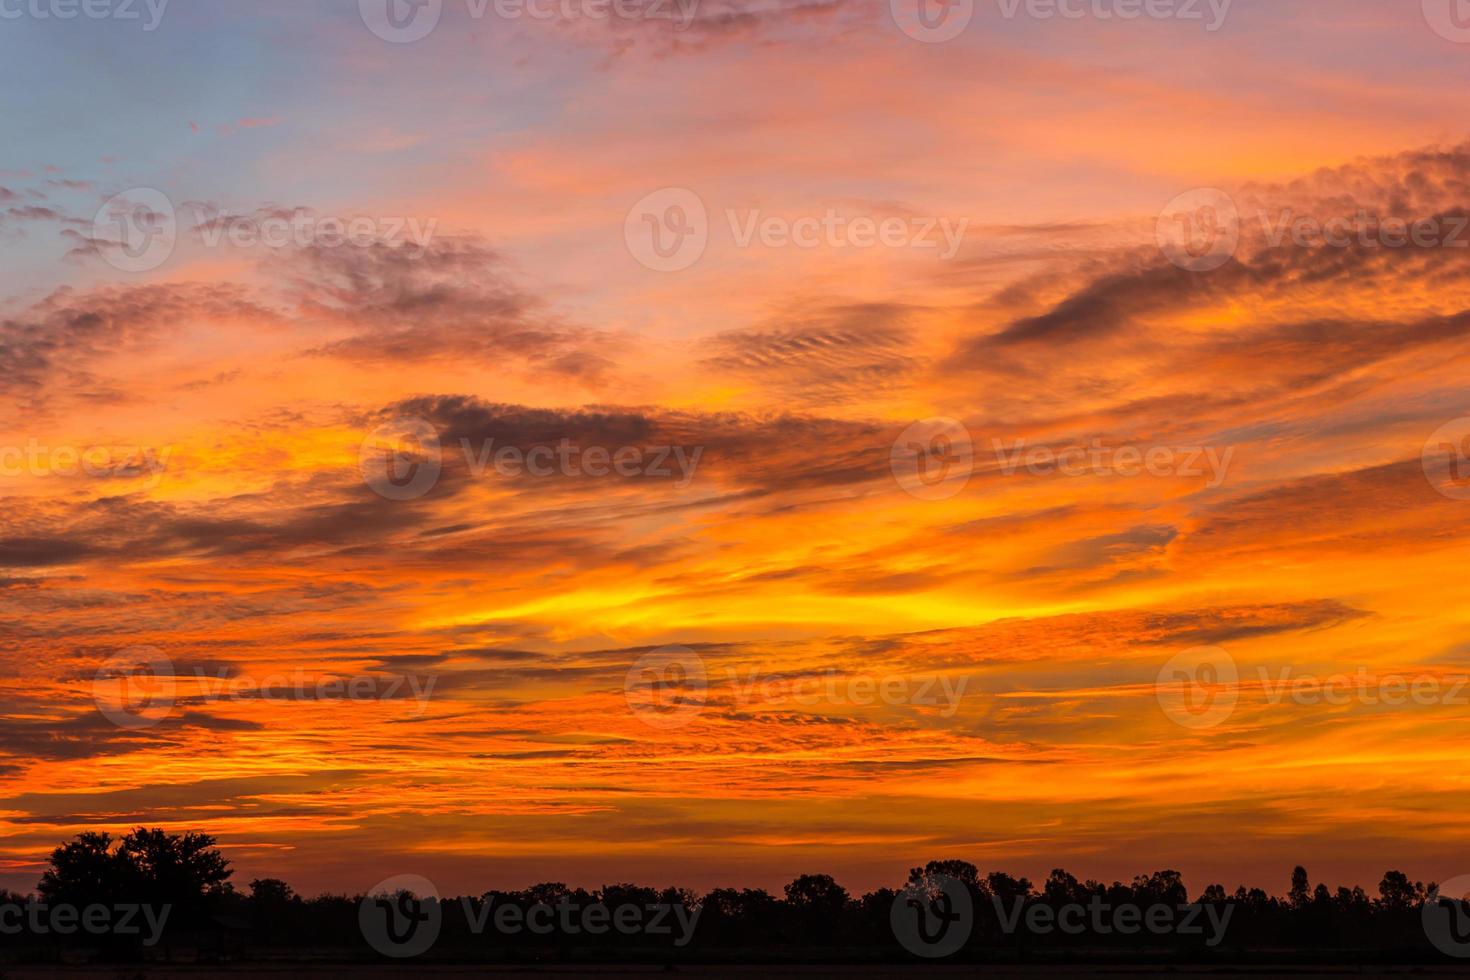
[39,827,232,934]
[118,828,232,908]
[1379,870,1427,911]
[247,877,302,943]
[783,873,851,941]
[38,832,135,907]
[912,860,981,889]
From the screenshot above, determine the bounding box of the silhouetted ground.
[18,833,1470,972]
[8,967,1470,979]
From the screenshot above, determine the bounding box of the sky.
[2,0,1470,900]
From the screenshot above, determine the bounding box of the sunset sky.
[3,0,1470,900]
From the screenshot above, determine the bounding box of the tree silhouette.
[1379,870,1426,911]
[19,832,1470,965]
[911,860,981,889]
[1044,868,1083,904]
[247,877,302,943]
[38,827,232,937]
[784,873,850,913]
[248,878,295,905]
[118,828,232,908]
[1290,865,1311,909]
[1132,869,1186,906]
[38,832,136,907]
[784,873,850,941]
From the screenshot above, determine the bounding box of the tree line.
[5,828,1467,964]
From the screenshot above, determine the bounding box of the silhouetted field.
[14,829,1470,969]
[6,966,1470,979]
